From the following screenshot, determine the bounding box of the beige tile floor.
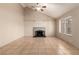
[0,37,79,55]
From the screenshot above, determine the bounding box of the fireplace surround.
[33,27,46,37]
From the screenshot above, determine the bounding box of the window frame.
[59,16,72,36]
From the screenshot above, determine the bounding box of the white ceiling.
[21,3,79,19]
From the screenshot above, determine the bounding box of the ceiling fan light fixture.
[36,7,41,11]
[32,3,47,12]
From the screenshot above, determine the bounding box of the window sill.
[59,32,72,37]
[63,33,72,37]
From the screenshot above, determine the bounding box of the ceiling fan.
[32,3,47,11]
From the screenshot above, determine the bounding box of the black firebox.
[33,27,46,37]
[34,30,45,37]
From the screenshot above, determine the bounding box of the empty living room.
[0,3,79,55]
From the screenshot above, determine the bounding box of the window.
[59,16,72,36]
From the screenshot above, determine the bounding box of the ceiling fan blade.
[42,6,46,8]
[37,3,39,5]
[41,9,44,11]
[32,6,35,8]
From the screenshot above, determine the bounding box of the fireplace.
[33,27,46,37]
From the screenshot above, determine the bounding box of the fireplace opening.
[34,30,45,37]
[33,27,46,37]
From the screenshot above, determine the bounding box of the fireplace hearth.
[33,27,46,37]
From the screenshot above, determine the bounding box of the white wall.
[24,8,55,37]
[0,4,24,47]
[56,7,79,48]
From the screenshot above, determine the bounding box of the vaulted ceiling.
[21,3,78,19]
